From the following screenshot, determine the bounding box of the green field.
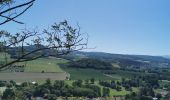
[110,87,139,96]
[0,53,62,72]
[0,56,148,81]
[0,52,67,73]
[0,56,143,96]
[65,80,139,96]
[0,72,67,82]
[62,67,115,80]
[0,53,11,64]
[0,53,10,59]
[0,57,69,82]
[59,60,151,81]
[24,58,67,72]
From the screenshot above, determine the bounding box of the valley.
[0,52,170,99]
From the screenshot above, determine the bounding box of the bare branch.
[0,14,24,24]
[0,1,34,25]
[0,0,35,25]
[0,0,35,15]
[0,21,88,70]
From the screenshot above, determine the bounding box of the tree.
[45,78,51,85]
[156,93,162,99]
[47,94,57,100]
[2,88,15,99]
[0,0,88,71]
[0,20,87,70]
[85,79,89,84]
[72,80,83,87]
[53,80,64,89]
[90,78,95,84]
[103,87,110,97]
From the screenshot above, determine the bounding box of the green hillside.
[24,58,67,72]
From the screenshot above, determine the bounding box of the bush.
[2,88,15,99]
[0,81,6,87]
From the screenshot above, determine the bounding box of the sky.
[1,0,170,55]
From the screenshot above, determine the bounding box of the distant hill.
[7,45,170,68]
[61,51,170,68]
[163,55,170,59]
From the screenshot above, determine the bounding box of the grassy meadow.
[62,68,114,80]
[24,58,67,72]
[0,55,146,96]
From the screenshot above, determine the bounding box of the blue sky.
[1,0,170,55]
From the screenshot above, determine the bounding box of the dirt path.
[103,74,121,80]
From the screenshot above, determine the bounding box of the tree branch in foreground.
[0,20,88,70]
[0,0,36,25]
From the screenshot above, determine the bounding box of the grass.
[109,69,154,79]
[0,55,141,96]
[110,87,139,96]
[0,72,67,82]
[0,52,67,73]
[65,80,74,86]
[65,80,138,96]
[60,61,138,81]
[94,81,139,96]
[23,58,67,72]
[0,57,69,82]
[62,67,114,80]
[0,52,10,59]
[110,89,129,96]
[0,52,12,64]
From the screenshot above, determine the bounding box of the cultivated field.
[0,57,69,82]
[0,72,67,82]
[62,68,114,80]
[24,58,67,72]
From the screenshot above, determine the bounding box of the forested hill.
[7,45,170,68]
[61,51,170,68]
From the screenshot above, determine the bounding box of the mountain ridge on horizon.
[8,45,170,68]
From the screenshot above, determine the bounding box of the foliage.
[2,88,15,99]
[1,79,103,99]
[103,87,110,97]
[68,58,113,70]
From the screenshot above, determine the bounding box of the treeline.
[110,67,170,81]
[1,79,110,100]
[1,76,170,99]
[67,58,113,70]
[99,74,166,100]
[99,80,122,91]
[125,74,170,100]
[100,75,159,90]
[118,59,147,68]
